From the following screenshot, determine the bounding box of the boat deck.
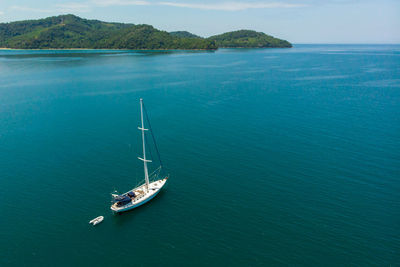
[111,177,168,212]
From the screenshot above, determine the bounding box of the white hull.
[89,216,104,225]
[111,177,167,213]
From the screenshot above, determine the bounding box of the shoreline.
[0,47,293,51]
[0,47,217,51]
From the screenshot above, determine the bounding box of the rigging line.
[149,166,162,178]
[144,132,155,166]
[142,102,164,168]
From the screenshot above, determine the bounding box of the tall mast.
[138,98,151,192]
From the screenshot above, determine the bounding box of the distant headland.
[0,15,292,50]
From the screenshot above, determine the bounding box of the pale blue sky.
[0,0,399,43]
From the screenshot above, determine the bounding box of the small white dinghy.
[89,216,104,226]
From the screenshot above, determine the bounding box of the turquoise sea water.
[0,45,399,266]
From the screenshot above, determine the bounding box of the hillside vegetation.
[0,15,291,50]
[0,15,216,50]
[208,30,292,48]
[169,31,201,39]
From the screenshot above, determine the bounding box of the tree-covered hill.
[0,15,291,50]
[208,30,292,48]
[0,15,216,50]
[169,31,201,39]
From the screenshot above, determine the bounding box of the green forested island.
[0,15,292,50]
[208,30,292,48]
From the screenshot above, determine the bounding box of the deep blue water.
[0,45,399,266]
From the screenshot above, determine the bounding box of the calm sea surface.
[0,45,399,266]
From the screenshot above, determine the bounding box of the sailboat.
[111,98,168,213]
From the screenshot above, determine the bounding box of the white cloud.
[55,3,91,12]
[10,5,54,13]
[158,2,306,11]
[7,1,305,16]
[9,3,91,14]
[0,11,4,15]
[93,0,150,6]
[91,0,305,10]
